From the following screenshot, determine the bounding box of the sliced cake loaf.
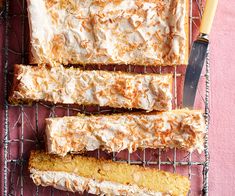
[29,151,190,195]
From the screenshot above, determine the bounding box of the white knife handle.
[200,0,218,35]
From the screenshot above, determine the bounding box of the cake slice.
[29,151,190,195]
[27,0,188,66]
[45,109,205,156]
[9,64,173,111]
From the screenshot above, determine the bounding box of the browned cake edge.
[184,0,189,65]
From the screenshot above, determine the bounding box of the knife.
[183,0,218,108]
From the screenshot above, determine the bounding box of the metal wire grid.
[1,0,209,195]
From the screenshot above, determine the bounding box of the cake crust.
[9,64,173,111]
[45,109,206,156]
[27,0,189,66]
[29,151,190,196]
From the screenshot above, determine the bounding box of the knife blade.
[183,36,209,108]
[183,0,218,108]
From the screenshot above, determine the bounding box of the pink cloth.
[209,0,235,195]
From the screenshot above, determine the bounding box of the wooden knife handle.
[200,0,218,35]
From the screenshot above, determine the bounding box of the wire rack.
[1,0,210,195]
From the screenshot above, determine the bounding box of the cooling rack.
[1,0,210,195]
